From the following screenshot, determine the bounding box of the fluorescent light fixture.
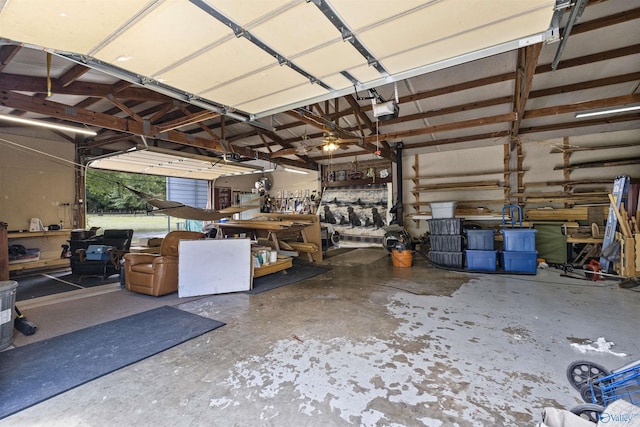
[284,167,309,175]
[575,105,640,118]
[0,114,97,136]
[218,168,275,178]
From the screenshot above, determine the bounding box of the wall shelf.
[322,176,392,188]
[8,229,71,273]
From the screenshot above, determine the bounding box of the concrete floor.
[3,248,639,426]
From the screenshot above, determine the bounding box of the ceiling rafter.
[58,63,90,88]
[111,80,134,94]
[0,73,171,102]
[519,112,640,134]
[343,94,375,134]
[106,94,143,121]
[149,102,178,124]
[74,97,101,109]
[404,131,511,150]
[529,72,640,99]
[512,42,543,141]
[524,93,640,119]
[0,90,226,152]
[0,45,20,72]
[364,113,517,143]
[569,6,640,35]
[258,132,273,153]
[155,110,221,133]
[270,148,298,158]
[176,105,220,142]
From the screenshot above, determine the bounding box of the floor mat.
[247,260,330,294]
[0,305,224,420]
[14,271,119,301]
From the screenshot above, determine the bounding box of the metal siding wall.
[166,178,209,208]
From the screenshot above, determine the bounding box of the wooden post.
[0,222,8,281]
[563,137,571,208]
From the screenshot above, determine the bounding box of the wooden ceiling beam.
[0,90,227,152]
[311,148,373,161]
[344,94,375,134]
[270,148,298,158]
[74,97,100,109]
[176,105,220,141]
[106,94,142,121]
[156,110,221,133]
[148,102,178,123]
[512,43,543,139]
[524,93,640,119]
[529,72,640,99]
[363,113,516,143]
[536,44,640,74]
[403,131,511,150]
[0,73,171,102]
[570,7,640,35]
[0,45,21,73]
[111,80,134,94]
[519,112,640,134]
[379,96,513,126]
[58,64,90,88]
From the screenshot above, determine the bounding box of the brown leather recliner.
[124,230,205,296]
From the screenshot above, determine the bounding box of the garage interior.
[0,0,639,425]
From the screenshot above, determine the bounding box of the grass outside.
[86,214,184,243]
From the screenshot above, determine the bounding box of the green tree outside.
[86,170,165,212]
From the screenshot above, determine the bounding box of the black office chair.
[70,229,134,280]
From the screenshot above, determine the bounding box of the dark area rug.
[248,259,330,294]
[0,305,224,420]
[14,271,119,301]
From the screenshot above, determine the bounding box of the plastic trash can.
[0,280,19,351]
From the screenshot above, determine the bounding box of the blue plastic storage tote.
[500,229,537,252]
[465,250,497,271]
[499,251,538,274]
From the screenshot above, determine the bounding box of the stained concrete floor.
[3,247,639,426]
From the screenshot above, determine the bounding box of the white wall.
[404,144,505,236]
[0,130,76,231]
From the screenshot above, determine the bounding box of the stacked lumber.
[607,196,640,278]
[412,180,502,192]
[285,242,319,253]
[526,206,608,221]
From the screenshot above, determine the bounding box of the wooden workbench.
[216,214,322,263]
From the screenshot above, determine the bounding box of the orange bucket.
[391,249,413,267]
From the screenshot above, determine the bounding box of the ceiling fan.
[320,130,360,152]
[293,129,359,155]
